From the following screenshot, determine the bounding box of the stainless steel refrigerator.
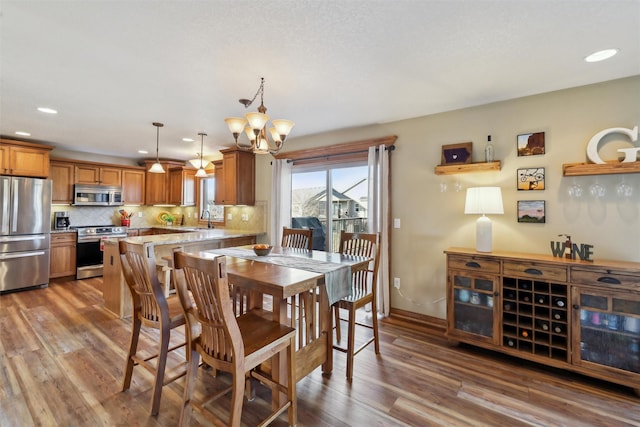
[0,176,52,293]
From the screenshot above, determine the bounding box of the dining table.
[180,245,371,407]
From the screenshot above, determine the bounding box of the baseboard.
[386,308,446,335]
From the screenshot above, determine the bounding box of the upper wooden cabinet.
[50,160,75,204]
[122,168,145,205]
[75,164,122,186]
[218,148,255,205]
[143,160,190,205]
[212,160,224,205]
[0,139,53,178]
[169,167,196,206]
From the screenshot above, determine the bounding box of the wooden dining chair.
[333,231,381,381]
[281,226,313,250]
[119,240,188,416]
[173,251,297,427]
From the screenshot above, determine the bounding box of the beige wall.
[255,75,640,319]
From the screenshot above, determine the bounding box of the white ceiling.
[1,1,639,163]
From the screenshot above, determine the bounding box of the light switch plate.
[227,213,233,220]
[394,218,401,228]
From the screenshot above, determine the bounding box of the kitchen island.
[102,229,261,318]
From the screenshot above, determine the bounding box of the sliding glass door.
[291,162,368,251]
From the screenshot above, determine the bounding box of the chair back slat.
[282,227,313,250]
[174,252,243,366]
[338,232,380,297]
[119,241,168,325]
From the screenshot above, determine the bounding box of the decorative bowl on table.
[253,244,273,256]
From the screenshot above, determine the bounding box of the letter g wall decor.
[587,125,639,164]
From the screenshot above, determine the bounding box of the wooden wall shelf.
[562,161,640,176]
[434,161,501,175]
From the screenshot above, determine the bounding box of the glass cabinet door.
[449,270,498,344]
[573,288,640,375]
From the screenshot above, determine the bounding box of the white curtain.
[270,159,292,246]
[367,145,390,317]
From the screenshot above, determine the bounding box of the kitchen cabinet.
[50,160,75,204]
[0,139,53,178]
[212,160,224,205]
[50,232,77,278]
[142,160,185,205]
[445,247,640,394]
[75,164,122,186]
[168,167,196,206]
[217,148,254,205]
[122,168,145,205]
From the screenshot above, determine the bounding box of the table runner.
[208,247,352,305]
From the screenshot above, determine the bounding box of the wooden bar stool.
[333,231,381,381]
[119,241,188,415]
[173,251,297,427]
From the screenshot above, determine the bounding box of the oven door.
[76,238,104,279]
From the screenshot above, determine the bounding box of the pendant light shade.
[149,122,165,173]
[193,132,208,177]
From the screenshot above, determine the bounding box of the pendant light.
[195,132,208,178]
[148,122,165,173]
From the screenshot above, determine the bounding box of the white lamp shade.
[224,117,247,134]
[148,162,165,173]
[244,126,255,142]
[245,112,269,130]
[188,158,210,169]
[464,187,504,215]
[195,168,208,178]
[272,119,295,136]
[268,127,281,143]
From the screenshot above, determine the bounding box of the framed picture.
[517,131,545,156]
[441,142,472,165]
[518,200,546,223]
[517,167,545,191]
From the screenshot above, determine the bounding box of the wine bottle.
[537,295,548,305]
[538,320,549,331]
[553,297,566,308]
[554,324,564,334]
[485,135,494,162]
[506,339,515,347]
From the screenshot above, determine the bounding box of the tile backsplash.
[50,202,266,232]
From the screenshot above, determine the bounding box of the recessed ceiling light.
[15,131,31,136]
[138,150,149,154]
[585,49,618,63]
[182,137,195,142]
[37,107,58,114]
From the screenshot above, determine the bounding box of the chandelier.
[224,77,294,155]
[192,132,209,178]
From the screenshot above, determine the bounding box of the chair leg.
[371,301,381,354]
[179,349,200,427]
[346,305,357,381]
[229,365,246,427]
[334,305,341,343]
[150,324,170,416]
[122,315,141,391]
[287,335,297,427]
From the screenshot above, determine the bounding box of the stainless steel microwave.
[73,185,123,206]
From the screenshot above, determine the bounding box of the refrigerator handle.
[11,179,19,233]
[0,251,47,261]
[1,179,9,234]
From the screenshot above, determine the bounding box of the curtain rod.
[283,144,395,163]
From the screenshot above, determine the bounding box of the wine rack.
[502,277,568,362]
[445,248,640,395]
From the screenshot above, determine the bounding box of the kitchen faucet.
[203,210,213,229]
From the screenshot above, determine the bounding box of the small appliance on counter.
[54,211,71,230]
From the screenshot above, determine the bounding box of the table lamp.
[464,187,504,252]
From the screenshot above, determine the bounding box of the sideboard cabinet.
[445,248,640,394]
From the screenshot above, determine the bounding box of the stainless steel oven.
[76,226,127,279]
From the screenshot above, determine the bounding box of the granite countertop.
[106,228,264,246]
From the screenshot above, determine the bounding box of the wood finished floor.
[1,277,639,427]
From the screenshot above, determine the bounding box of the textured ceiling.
[1,1,639,162]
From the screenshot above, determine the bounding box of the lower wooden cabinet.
[50,232,77,278]
[445,247,640,394]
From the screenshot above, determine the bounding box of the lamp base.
[476,215,493,252]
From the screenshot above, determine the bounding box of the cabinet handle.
[465,261,481,268]
[524,268,543,275]
[573,304,580,310]
[597,276,621,285]
[494,291,499,297]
